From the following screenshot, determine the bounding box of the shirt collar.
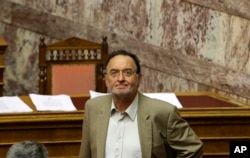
[111,93,138,121]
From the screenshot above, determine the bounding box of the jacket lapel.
[137,93,152,158]
[94,93,152,158]
[96,95,112,158]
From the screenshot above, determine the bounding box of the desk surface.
[0,92,249,122]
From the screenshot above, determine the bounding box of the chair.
[38,36,108,95]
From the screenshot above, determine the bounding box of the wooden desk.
[0,95,87,158]
[177,92,250,158]
[0,92,250,158]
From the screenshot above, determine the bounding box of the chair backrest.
[38,36,108,95]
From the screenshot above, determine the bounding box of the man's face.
[105,55,141,97]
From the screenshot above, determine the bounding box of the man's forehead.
[108,55,135,67]
[110,54,131,60]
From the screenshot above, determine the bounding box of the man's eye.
[109,69,135,77]
[110,71,119,76]
[124,70,132,75]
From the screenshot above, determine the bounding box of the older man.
[79,49,203,158]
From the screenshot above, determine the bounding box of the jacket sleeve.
[166,107,204,158]
[79,101,91,158]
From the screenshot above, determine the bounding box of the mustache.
[115,83,128,86]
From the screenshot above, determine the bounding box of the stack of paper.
[142,93,183,108]
[29,94,77,111]
[89,90,109,98]
[0,96,33,113]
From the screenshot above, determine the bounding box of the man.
[79,50,203,158]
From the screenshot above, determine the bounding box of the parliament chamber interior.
[0,37,250,158]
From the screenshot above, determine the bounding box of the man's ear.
[104,75,109,87]
[138,73,142,82]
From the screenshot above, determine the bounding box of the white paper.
[0,96,33,113]
[89,90,183,108]
[29,94,77,111]
[142,93,183,108]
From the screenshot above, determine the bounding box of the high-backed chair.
[38,36,108,95]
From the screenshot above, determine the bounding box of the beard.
[109,83,138,99]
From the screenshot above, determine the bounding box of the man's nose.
[117,72,125,80]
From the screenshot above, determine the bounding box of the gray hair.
[6,141,48,158]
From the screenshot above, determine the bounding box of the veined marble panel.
[0,0,250,105]
[225,17,250,73]
[186,0,250,20]
[140,66,203,93]
[1,23,39,95]
[9,0,85,23]
[5,1,250,71]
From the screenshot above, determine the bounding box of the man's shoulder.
[86,94,112,105]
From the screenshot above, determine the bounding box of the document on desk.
[143,93,183,108]
[29,94,77,111]
[89,90,109,99]
[0,96,33,113]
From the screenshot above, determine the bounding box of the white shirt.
[105,94,142,158]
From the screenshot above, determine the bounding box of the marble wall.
[0,0,250,105]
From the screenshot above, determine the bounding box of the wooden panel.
[0,142,81,158]
[0,55,4,65]
[0,37,8,50]
[0,84,3,96]
[176,92,250,157]
[0,92,250,158]
[0,37,7,96]
[0,111,84,158]
[0,67,4,82]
